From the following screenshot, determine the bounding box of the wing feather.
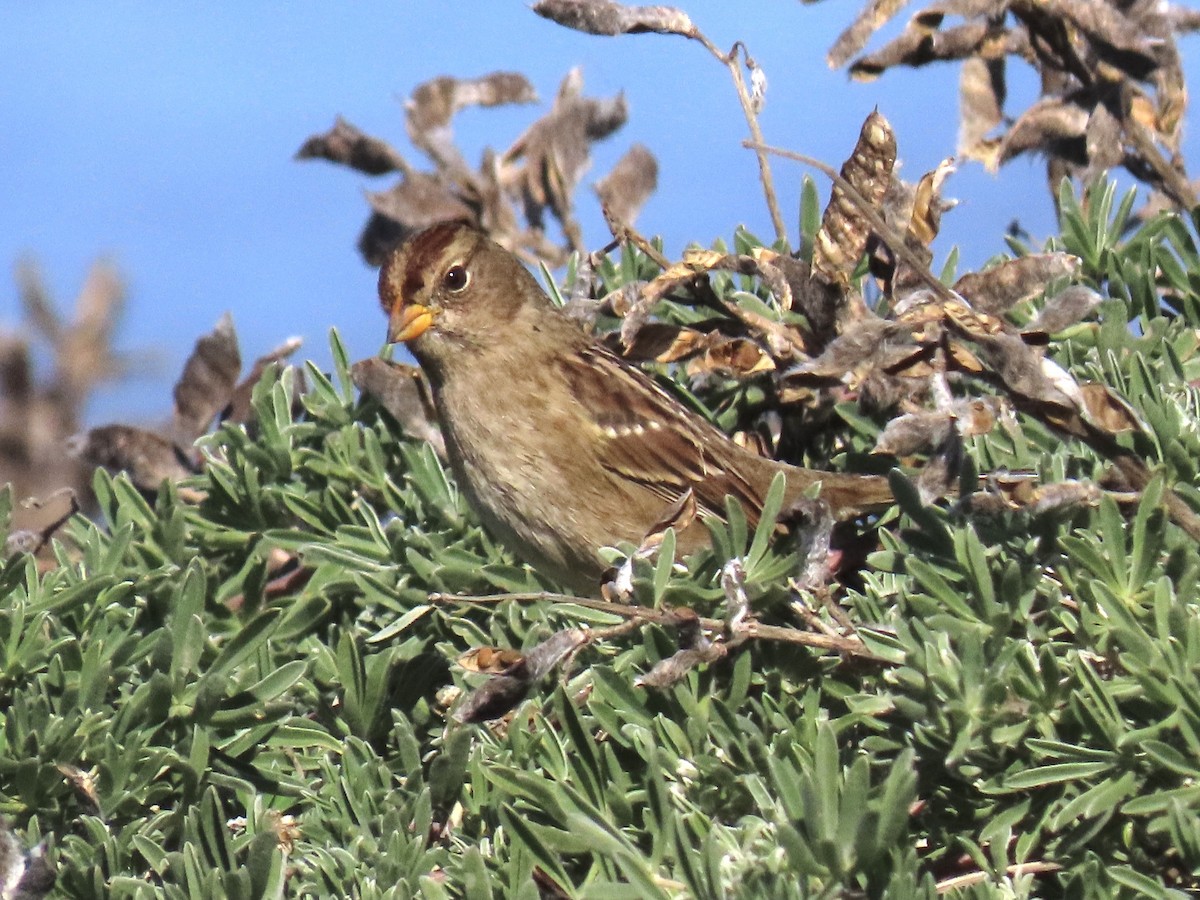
[558,346,768,522]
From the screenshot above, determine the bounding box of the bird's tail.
[786,469,894,519]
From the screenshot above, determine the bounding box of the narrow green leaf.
[1002,761,1113,789]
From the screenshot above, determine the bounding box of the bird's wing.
[557,346,768,523]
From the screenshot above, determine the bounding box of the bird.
[378,221,892,594]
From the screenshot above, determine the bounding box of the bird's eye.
[443,264,470,292]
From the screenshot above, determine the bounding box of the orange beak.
[388,303,435,343]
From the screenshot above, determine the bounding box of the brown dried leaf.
[295,117,409,176]
[821,0,1194,215]
[871,177,935,296]
[627,250,794,349]
[917,426,963,503]
[951,253,1081,314]
[1025,480,1103,514]
[15,259,61,345]
[849,20,991,80]
[1129,91,1158,131]
[1023,285,1101,336]
[351,358,445,457]
[522,627,589,679]
[225,336,304,426]
[773,255,845,349]
[750,249,795,312]
[959,397,1000,435]
[1154,60,1187,150]
[407,72,537,172]
[1167,7,1200,32]
[812,111,897,289]
[940,298,1007,337]
[679,248,725,271]
[946,339,985,373]
[475,149,524,242]
[0,335,31,402]
[912,0,1007,25]
[359,175,476,266]
[458,647,526,674]
[975,332,1080,410]
[73,260,125,344]
[608,322,708,363]
[1050,0,1154,57]
[995,97,1089,170]
[907,158,957,246]
[851,371,923,411]
[873,409,955,455]
[1085,102,1125,175]
[594,143,658,225]
[70,425,194,493]
[828,0,910,68]
[409,72,537,134]
[639,488,698,552]
[784,318,890,383]
[1121,100,1196,207]
[366,174,476,231]
[975,476,1101,514]
[452,675,531,724]
[173,312,241,444]
[452,628,589,722]
[503,69,628,249]
[686,337,775,377]
[45,261,128,399]
[883,349,937,379]
[985,471,1039,506]
[56,764,100,811]
[873,397,997,455]
[609,290,656,351]
[1079,382,1143,434]
[959,56,1006,158]
[637,645,726,689]
[532,0,695,37]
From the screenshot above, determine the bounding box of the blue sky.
[3,4,1195,427]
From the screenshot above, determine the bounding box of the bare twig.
[17,488,80,556]
[651,23,785,243]
[600,201,671,269]
[935,860,1062,893]
[719,43,787,242]
[428,591,892,663]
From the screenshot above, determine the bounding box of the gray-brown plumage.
[379,222,891,593]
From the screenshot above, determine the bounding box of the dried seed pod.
[172,313,241,444]
[533,0,696,37]
[812,111,897,291]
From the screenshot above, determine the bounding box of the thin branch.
[18,488,80,555]
[428,591,893,663]
[678,30,786,243]
[721,44,787,243]
[935,860,1062,893]
[600,201,671,269]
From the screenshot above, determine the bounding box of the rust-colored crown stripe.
[400,222,464,306]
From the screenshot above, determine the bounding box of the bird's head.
[378,222,542,366]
